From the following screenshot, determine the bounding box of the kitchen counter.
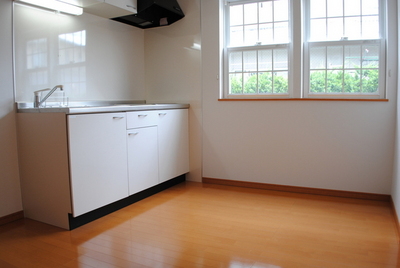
[16,101,190,114]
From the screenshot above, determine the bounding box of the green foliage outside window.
[310,66,379,94]
[230,67,378,95]
[230,72,288,94]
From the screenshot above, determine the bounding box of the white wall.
[391,0,400,221]
[0,0,23,217]
[145,0,202,182]
[14,3,146,102]
[201,0,398,195]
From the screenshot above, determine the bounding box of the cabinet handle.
[138,114,148,117]
[159,113,167,116]
[128,132,139,136]
[113,116,124,119]
[126,5,136,9]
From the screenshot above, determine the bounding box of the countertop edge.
[17,103,190,114]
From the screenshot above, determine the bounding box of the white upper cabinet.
[57,0,99,7]
[105,0,137,13]
[83,0,137,18]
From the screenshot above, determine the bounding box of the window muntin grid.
[309,43,380,94]
[228,0,289,47]
[305,0,384,98]
[226,0,290,97]
[309,0,380,41]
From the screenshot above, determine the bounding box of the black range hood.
[112,0,184,29]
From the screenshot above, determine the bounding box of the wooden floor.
[0,181,399,268]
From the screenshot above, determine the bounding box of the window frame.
[223,0,294,99]
[221,0,387,100]
[303,0,386,99]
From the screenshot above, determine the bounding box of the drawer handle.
[128,132,139,136]
[113,116,124,119]
[138,114,148,117]
[159,113,167,116]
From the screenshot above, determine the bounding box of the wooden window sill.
[218,98,389,102]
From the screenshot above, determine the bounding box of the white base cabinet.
[127,126,159,195]
[68,113,129,217]
[158,109,189,183]
[17,108,189,229]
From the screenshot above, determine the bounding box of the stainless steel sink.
[17,101,189,114]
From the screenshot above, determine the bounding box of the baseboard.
[390,197,400,243]
[202,177,391,202]
[0,211,24,226]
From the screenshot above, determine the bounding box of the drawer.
[127,111,158,129]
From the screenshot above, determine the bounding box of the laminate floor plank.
[0,181,398,267]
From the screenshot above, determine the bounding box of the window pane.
[362,0,379,15]
[274,49,288,70]
[362,45,379,68]
[327,46,343,69]
[244,25,258,45]
[274,22,289,43]
[361,69,379,93]
[362,16,379,39]
[344,45,361,68]
[308,43,380,95]
[244,3,257,24]
[258,72,273,93]
[327,0,343,17]
[327,70,343,93]
[310,70,326,93]
[310,47,326,69]
[273,72,288,93]
[230,26,244,46]
[259,1,272,23]
[310,19,326,40]
[344,17,361,39]
[244,73,257,93]
[258,50,272,71]
[230,5,243,26]
[310,0,326,18]
[344,0,360,16]
[274,0,288,21]
[327,18,343,40]
[259,23,273,44]
[229,73,243,94]
[229,51,242,72]
[344,70,361,93]
[244,51,257,72]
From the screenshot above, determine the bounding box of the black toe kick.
[68,174,186,230]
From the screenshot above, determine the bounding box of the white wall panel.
[391,0,400,220]
[0,0,23,217]
[144,0,202,182]
[201,0,397,194]
[14,4,145,102]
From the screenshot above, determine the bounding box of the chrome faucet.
[34,85,64,108]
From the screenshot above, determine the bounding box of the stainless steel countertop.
[17,101,190,114]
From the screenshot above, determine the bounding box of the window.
[222,0,386,99]
[305,0,384,98]
[224,0,291,98]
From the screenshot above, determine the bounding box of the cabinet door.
[84,0,136,18]
[68,113,129,217]
[127,126,159,195]
[157,109,189,183]
[105,0,137,13]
